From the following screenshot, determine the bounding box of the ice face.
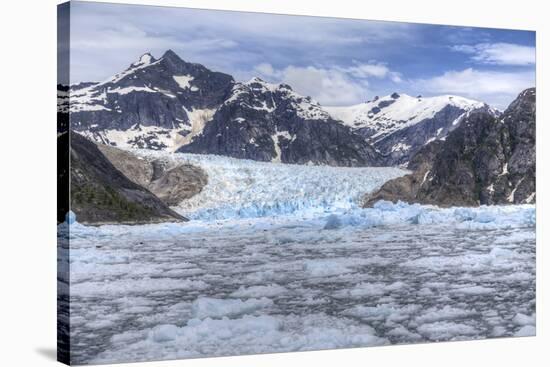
[61,153,536,364]
[131,151,408,220]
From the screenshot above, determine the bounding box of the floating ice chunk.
[495,231,536,243]
[149,324,179,342]
[86,319,116,330]
[403,246,527,272]
[95,313,387,363]
[229,284,288,298]
[512,313,535,326]
[343,303,420,324]
[71,278,208,298]
[335,281,406,299]
[338,283,386,298]
[387,326,422,340]
[302,259,353,277]
[414,306,477,324]
[417,321,478,340]
[514,325,536,337]
[453,285,495,295]
[190,297,273,319]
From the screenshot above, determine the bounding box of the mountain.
[326,93,498,165]
[68,50,383,166]
[68,131,187,224]
[67,50,504,168]
[178,78,383,166]
[70,50,234,151]
[363,88,536,207]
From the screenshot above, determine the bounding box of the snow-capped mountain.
[326,93,498,165]
[69,50,234,151]
[67,51,383,166]
[364,88,536,206]
[65,49,500,167]
[178,77,382,166]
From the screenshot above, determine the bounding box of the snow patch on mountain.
[271,131,294,163]
[132,52,154,67]
[79,124,185,151]
[173,75,194,89]
[177,107,217,147]
[326,93,486,141]
[108,86,157,95]
[79,106,217,152]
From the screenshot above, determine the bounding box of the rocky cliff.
[68,132,187,224]
[178,78,383,166]
[364,88,536,207]
[97,144,208,206]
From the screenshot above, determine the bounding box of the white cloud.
[346,63,390,78]
[282,66,368,106]
[253,63,277,78]
[411,68,535,109]
[253,62,402,106]
[451,43,535,66]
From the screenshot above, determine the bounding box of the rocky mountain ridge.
[326,93,498,165]
[364,88,536,207]
[65,50,498,167]
[178,77,383,166]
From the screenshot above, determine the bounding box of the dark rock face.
[373,105,482,165]
[364,88,536,207]
[363,141,444,206]
[69,132,186,224]
[179,78,383,166]
[501,88,536,203]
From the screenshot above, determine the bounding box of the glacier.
[60,152,536,364]
[134,151,407,220]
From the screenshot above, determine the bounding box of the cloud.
[254,63,277,78]
[451,43,536,66]
[411,68,535,109]
[282,66,368,106]
[66,1,534,110]
[253,62,402,105]
[68,2,422,83]
[346,62,390,78]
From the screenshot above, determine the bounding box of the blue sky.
[66,1,535,109]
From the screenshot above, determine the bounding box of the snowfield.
[60,153,536,364]
[325,93,488,141]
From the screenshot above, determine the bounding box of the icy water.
[59,155,536,364]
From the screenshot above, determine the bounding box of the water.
[58,154,536,364]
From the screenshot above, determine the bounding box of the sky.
[64,1,536,109]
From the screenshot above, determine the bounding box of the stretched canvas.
[57,1,536,365]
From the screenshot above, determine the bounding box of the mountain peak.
[248,76,266,84]
[161,49,182,62]
[245,77,293,92]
